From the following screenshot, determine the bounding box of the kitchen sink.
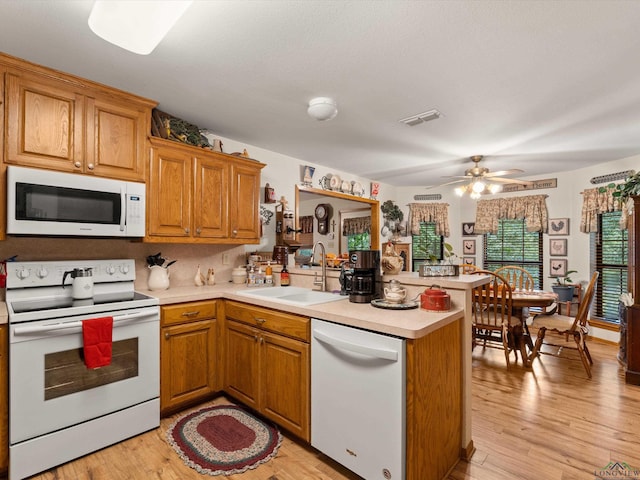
[235,286,345,306]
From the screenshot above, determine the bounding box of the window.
[347,232,370,251]
[483,219,543,288]
[411,222,443,271]
[592,211,628,322]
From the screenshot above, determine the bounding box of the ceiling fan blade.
[484,169,524,178]
[425,179,466,189]
[441,175,473,179]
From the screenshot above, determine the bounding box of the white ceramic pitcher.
[148,265,170,291]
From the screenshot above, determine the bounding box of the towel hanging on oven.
[82,316,114,368]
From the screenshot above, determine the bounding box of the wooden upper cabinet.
[147,137,264,244]
[148,141,193,238]
[194,155,229,239]
[85,95,149,181]
[5,72,84,172]
[230,162,262,240]
[3,63,154,182]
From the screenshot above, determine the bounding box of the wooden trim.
[589,318,620,332]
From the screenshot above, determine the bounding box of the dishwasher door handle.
[313,329,398,361]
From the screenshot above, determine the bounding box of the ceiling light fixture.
[307,97,338,121]
[88,0,193,55]
[454,180,502,199]
[399,109,442,126]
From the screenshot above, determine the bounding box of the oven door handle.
[13,310,157,335]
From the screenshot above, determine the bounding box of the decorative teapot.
[384,279,407,304]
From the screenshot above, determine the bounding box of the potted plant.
[550,270,578,302]
[380,200,404,239]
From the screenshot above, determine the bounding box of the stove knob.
[36,267,49,279]
[17,267,30,280]
[120,264,130,274]
[106,265,116,275]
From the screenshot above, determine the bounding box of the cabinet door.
[161,319,217,414]
[148,145,193,238]
[0,69,5,241]
[85,96,147,181]
[224,320,260,410]
[229,162,261,241]
[260,331,310,441]
[0,325,7,474]
[5,72,84,172]
[193,156,229,238]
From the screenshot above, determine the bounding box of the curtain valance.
[474,195,549,234]
[580,186,627,232]
[342,216,371,235]
[408,203,450,237]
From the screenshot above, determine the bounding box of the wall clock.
[315,203,331,235]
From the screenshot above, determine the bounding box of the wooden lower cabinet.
[223,301,310,441]
[160,301,218,415]
[1,325,7,474]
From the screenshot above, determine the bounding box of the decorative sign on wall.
[550,259,568,276]
[501,178,557,193]
[463,239,476,255]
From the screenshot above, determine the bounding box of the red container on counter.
[420,285,451,312]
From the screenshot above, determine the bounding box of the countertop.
[2,272,487,338]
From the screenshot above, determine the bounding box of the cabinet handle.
[196,227,202,234]
[185,228,190,234]
[74,161,81,168]
[164,332,170,339]
[255,318,266,324]
[259,337,264,344]
[181,311,200,317]
[254,334,259,342]
[87,163,95,170]
[232,229,238,236]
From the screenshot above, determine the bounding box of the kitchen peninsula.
[141,270,486,480]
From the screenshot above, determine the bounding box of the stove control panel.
[5,259,137,289]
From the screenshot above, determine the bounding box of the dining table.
[510,290,558,367]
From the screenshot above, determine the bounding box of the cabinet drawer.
[225,301,309,342]
[162,301,216,326]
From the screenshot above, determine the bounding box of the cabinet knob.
[259,337,264,344]
[232,229,238,237]
[74,161,81,168]
[164,332,170,339]
[253,335,259,342]
[185,228,190,234]
[196,227,202,235]
[87,163,94,170]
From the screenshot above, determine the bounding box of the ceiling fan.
[429,155,531,197]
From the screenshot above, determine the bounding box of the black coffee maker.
[342,249,382,303]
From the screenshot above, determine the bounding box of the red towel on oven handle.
[82,316,114,369]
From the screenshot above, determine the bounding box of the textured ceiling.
[1,0,639,188]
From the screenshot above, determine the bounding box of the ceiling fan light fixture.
[454,185,467,197]
[88,0,193,55]
[307,97,338,121]
[488,183,502,194]
[472,180,486,193]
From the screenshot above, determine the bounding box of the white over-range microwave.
[6,166,146,237]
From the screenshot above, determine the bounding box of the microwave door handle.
[119,187,126,231]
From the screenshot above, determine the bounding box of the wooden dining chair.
[529,272,599,378]
[470,270,520,367]
[494,265,535,291]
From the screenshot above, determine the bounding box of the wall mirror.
[295,185,380,257]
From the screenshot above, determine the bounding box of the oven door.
[9,306,159,445]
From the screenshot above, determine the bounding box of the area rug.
[166,404,282,476]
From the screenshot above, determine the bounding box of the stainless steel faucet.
[312,241,327,291]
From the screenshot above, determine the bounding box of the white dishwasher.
[311,318,406,480]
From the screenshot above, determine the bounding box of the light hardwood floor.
[19,337,640,480]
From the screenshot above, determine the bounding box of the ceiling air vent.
[399,109,442,126]
[590,170,635,184]
[413,194,442,201]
